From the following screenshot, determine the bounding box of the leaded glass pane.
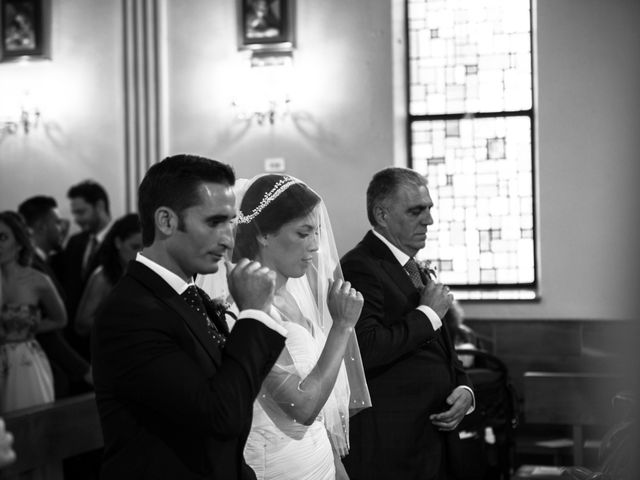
[413,116,534,286]
[408,0,532,115]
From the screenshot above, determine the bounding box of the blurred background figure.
[18,196,91,398]
[443,300,483,368]
[75,213,141,339]
[56,180,112,360]
[0,417,16,469]
[17,196,65,265]
[0,211,66,412]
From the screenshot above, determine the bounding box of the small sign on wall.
[264,157,286,172]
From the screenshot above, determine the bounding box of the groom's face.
[168,182,236,278]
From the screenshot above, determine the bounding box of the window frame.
[404,0,538,298]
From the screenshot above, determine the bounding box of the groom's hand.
[226,259,276,314]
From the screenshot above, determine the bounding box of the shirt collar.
[371,229,411,266]
[34,246,47,261]
[136,252,194,295]
[94,220,113,244]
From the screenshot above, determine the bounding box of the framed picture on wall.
[237,0,294,52]
[0,0,51,62]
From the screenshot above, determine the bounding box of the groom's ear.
[155,206,179,236]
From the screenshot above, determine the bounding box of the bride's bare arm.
[268,279,363,425]
[35,272,67,332]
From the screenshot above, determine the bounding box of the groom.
[92,154,287,479]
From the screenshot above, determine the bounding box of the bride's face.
[259,208,320,281]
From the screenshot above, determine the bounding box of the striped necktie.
[404,258,424,289]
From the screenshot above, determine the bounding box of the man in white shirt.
[341,167,474,480]
[57,180,113,360]
[91,154,286,480]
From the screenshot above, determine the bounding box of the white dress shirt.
[136,253,287,337]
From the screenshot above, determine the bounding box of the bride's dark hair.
[233,174,320,262]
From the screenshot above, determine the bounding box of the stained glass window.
[407,0,535,299]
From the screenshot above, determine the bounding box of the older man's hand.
[429,387,473,431]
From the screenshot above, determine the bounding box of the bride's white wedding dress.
[233,174,371,480]
[244,287,338,480]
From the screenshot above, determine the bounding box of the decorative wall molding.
[122,0,166,211]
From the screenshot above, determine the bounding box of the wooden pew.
[522,371,624,466]
[1,393,103,478]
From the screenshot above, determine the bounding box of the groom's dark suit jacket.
[341,231,471,480]
[91,261,285,480]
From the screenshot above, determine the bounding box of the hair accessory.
[237,176,298,224]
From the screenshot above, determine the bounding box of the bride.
[232,174,371,480]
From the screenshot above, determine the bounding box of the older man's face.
[381,182,434,258]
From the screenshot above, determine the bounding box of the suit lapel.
[362,232,417,299]
[126,262,223,366]
[361,232,455,363]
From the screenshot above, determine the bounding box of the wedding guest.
[56,180,112,359]
[341,167,474,480]
[92,154,286,479]
[0,211,66,412]
[234,174,371,480]
[75,213,142,338]
[18,195,92,397]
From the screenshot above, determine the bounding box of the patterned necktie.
[181,285,227,347]
[404,258,424,289]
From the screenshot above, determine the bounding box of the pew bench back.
[1,393,102,477]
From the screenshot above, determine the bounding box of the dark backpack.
[457,348,520,433]
[453,348,521,480]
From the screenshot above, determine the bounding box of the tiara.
[237,176,298,224]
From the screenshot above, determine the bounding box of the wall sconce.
[232,52,293,125]
[0,90,41,136]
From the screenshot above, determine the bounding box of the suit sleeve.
[342,256,439,369]
[92,298,285,440]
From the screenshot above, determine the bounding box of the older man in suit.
[341,167,474,480]
[92,154,286,480]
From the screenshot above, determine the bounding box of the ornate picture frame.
[237,0,295,52]
[0,0,51,62]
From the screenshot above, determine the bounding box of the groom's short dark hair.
[138,154,235,246]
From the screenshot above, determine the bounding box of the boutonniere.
[198,288,229,318]
[210,297,230,319]
[416,259,438,280]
